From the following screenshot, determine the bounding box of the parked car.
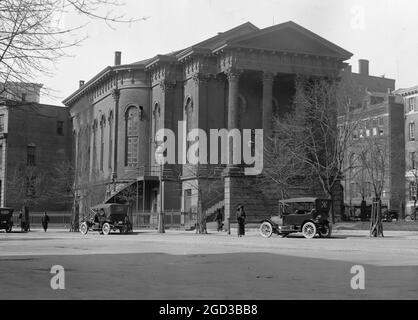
[80,203,132,235]
[0,208,14,233]
[382,209,399,222]
[259,198,332,239]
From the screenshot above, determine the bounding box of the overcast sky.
[40,0,418,105]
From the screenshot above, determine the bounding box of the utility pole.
[156,146,165,233]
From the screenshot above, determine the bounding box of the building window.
[410,152,416,170]
[410,181,417,201]
[185,98,193,149]
[378,117,384,126]
[27,145,36,166]
[108,114,113,170]
[100,118,105,171]
[125,106,139,166]
[0,115,4,133]
[409,122,415,141]
[57,121,64,135]
[408,97,416,112]
[372,118,378,128]
[184,189,192,213]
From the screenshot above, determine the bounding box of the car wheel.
[102,223,111,235]
[318,223,332,238]
[80,222,89,235]
[259,222,273,238]
[5,224,12,233]
[302,222,317,239]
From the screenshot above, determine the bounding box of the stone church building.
[64,21,388,226]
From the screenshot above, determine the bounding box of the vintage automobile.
[80,203,132,235]
[259,198,332,239]
[0,208,14,233]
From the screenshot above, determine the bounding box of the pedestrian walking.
[236,205,246,237]
[41,212,50,232]
[215,209,223,232]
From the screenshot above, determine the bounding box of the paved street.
[0,228,417,299]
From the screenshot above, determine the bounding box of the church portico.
[65,20,353,227]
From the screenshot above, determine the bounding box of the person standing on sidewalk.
[236,205,246,237]
[41,212,50,232]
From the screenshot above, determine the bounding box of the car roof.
[279,197,319,204]
[91,203,129,210]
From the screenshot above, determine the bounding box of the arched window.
[100,115,106,171]
[125,106,139,166]
[153,103,160,143]
[185,98,193,148]
[108,112,113,170]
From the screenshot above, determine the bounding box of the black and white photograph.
[0,0,417,311]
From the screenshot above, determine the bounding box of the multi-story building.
[395,86,418,217]
[64,21,397,226]
[0,98,72,212]
[340,87,405,217]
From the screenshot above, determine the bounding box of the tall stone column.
[225,69,241,171]
[111,88,120,184]
[262,72,274,138]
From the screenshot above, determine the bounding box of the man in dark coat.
[236,205,246,237]
[41,212,50,232]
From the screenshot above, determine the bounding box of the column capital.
[111,88,120,102]
[262,71,275,83]
[191,72,211,85]
[225,69,243,82]
[159,79,176,92]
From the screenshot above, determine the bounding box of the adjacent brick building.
[394,86,418,217]
[0,99,72,212]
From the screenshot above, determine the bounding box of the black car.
[80,203,132,235]
[259,198,332,239]
[0,208,14,233]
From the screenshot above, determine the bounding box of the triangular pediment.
[228,21,352,60]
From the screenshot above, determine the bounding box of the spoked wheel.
[318,223,332,238]
[80,222,89,235]
[5,224,12,233]
[259,222,273,238]
[302,221,317,239]
[102,223,111,235]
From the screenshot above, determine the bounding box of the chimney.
[79,80,85,88]
[114,51,122,66]
[359,59,369,76]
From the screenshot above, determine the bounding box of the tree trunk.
[370,198,384,237]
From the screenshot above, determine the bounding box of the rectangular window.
[409,122,416,141]
[372,127,377,136]
[27,146,36,166]
[0,145,2,169]
[57,121,64,135]
[410,152,416,170]
[410,181,417,201]
[26,176,36,197]
[378,117,384,126]
[372,118,378,128]
[126,137,138,167]
[184,189,192,213]
[408,97,416,112]
[0,115,4,133]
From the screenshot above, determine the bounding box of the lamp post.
[155,144,165,233]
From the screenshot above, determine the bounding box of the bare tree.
[356,136,387,237]
[7,164,53,208]
[406,153,418,220]
[277,75,361,223]
[0,0,146,98]
[179,164,224,234]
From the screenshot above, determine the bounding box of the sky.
[39,0,418,105]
